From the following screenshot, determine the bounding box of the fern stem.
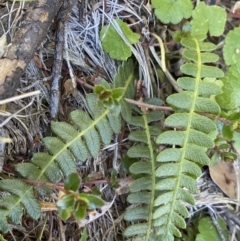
[143,115,155,240]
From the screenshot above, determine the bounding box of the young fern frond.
[0,59,136,233]
[153,36,223,241]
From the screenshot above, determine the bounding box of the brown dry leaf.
[33,55,43,69]
[62,78,75,99]
[209,161,236,199]
[0,58,25,86]
[115,177,134,195]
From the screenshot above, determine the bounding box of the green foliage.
[223,27,240,65]
[123,3,224,238]
[94,79,124,115]
[124,113,163,241]
[0,0,235,238]
[216,63,240,110]
[196,216,227,241]
[0,234,7,241]
[152,33,222,240]
[15,93,121,183]
[79,228,88,241]
[152,0,193,24]
[57,174,103,221]
[0,180,41,233]
[64,173,81,192]
[191,2,226,40]
[0,60,135,233]
[175,214,227,241]
[100,19,140,60]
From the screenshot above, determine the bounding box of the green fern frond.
[153,36,222,241]
[124,113,163,241]
[16,93,120,183]
[0,59,136,233]
[0,180,41,233]
[16,60,135,183]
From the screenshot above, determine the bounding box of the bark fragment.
[0,0,63,99]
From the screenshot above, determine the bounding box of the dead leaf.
[33,55,43,69]
[115,177,134,195]
[62,78,75,99]
[209,161,236,199]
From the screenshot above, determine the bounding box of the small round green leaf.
[94,85,105,95]
[111,88,125,99]
[152,0,193,24]
[58,208,72,221]
[64,173,81,192]
[78,193,104,209]
[216,64,240,110]
[57,194,75,209]
[73,201,87,220]
[191,2,226,40]
[222,125,233,140]
[100,19,140,60]
[223,27,240,65]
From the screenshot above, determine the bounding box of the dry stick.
[0,0,63,99]
[50,0,77,118]
[125,98,173,111]
[125,98,231,125]
[0,90,40,105]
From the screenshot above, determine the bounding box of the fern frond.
[124,113,163,241]
[16,60,135,183]
[0,180,41,233]
[0,59,136,233]
[153,36,222,241]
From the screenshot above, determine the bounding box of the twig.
[0,96,36,127]
[0,90,40,105]
[23,178,109,190]
[125,98,173,111]
[125,98,231,126]
[224,209,240,227]
[76,77,94,90]
[50,0,77,118]
[57,213,66,241]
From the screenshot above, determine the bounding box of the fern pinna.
[0,60,135,233]
[124,36,223,240]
